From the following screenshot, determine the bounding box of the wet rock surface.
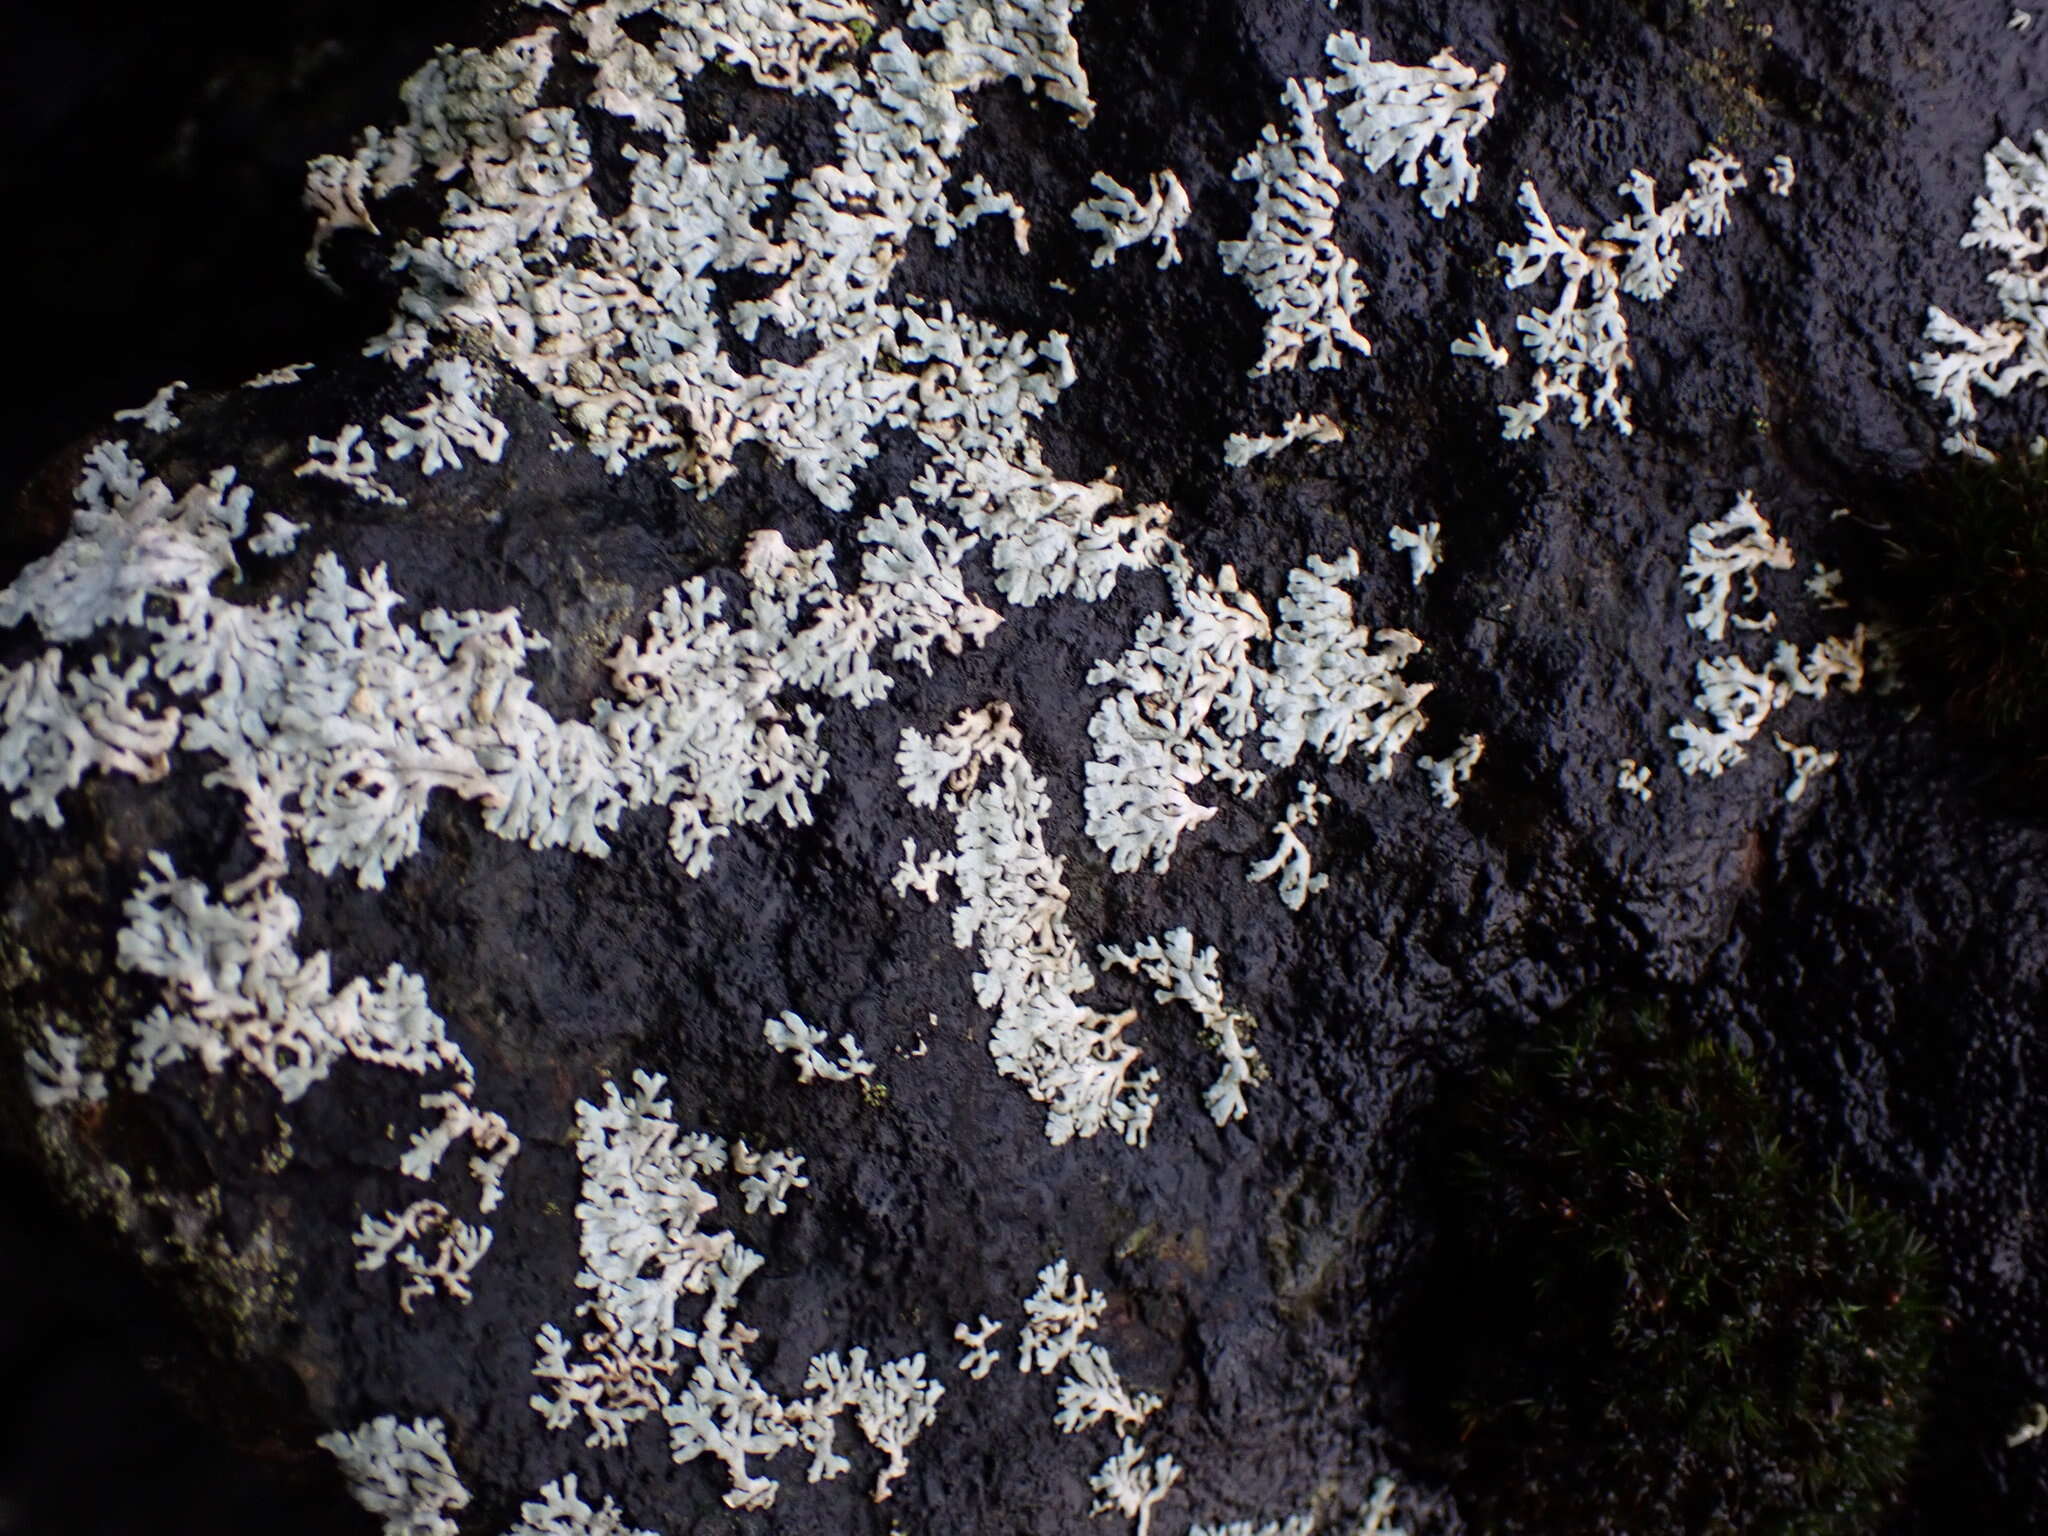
[2,1,2045,1532]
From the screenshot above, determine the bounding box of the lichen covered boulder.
[5,2,2048,1533]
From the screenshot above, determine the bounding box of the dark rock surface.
[3,1,2045,1533]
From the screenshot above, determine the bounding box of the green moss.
[1424,1000,1939,1535]
[1682,47,1770,142]
[3,886,298,1371]
[30,1101,298,1365]
[1264,1163,1369,1322]
[1881,444,2048,755]
[258,1113,295,1175]
[1114,1223,1156,1260]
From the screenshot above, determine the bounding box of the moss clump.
[1424,1001,1939,1535]
[1882,444,2048,756]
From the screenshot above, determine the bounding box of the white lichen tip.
[1669,652,1779,779]
[1323,31,1505,218]
[23,1024,108,1110]
[1805,564,1847,609]
[1073,170,1192,268]
[910,0,1096,124]
[856,1352,946,1502]
[1190,1517,1313,1536]
[764,1009,877,1082]
[381,356,510,476]
[1387,523,1441,586]
[1224,413,1344,468]
[795,1347,947,1504]
[1262,550,1433,777]
[1357,1476,1410,1536]
[317,1415,470,1536]
[1099,927,1265,1127]
[1248,779,1332,912]
[950,174,1034,252]
[954,1314,1005,1378]
[2011,7,2035,31]
[1765,154,1797,196]
[1616,758,1654,803]
[1774,734,1839,803]
[298,425,406,506]
[1606,168,1695,302]
[2009,1401,2048,1447]
[1089,1437,1183,1536]
[733,1139,809,1214]
[1680,491,1795,643]
[249,512,308,557]
[506,1474,658,1536]
[1084,545,1428,881]
[1944,427,2001,462]
[1056,1341,1162,1434]
[896,699,1017,807]
[1221,77,1371,375]
[113,381,185,435]
[1018,1257,1106,1374]
[403,1091,519,1212]
[244,362,314,389]
[1416,731,1484,807]
[1084,557,1271,874]
[1684,145,1748,237]
[1450,319,1509,369]
[354,1199,493,1313]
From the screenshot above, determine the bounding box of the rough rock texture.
[3,1,2046,1533]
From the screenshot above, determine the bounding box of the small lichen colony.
[1074,170,1192,268]
[1082,548,1431,891]
[527,1069,946,1509]
[1661,493,1865,797]
[1219,32,1504,378]
[1914,130,2048,459]
[1222,77,1372,376]
[1478,146,1750,440]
